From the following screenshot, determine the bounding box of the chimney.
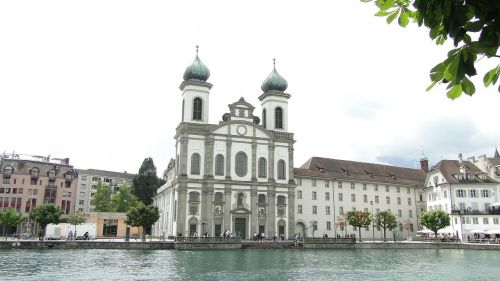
[458,153,466,175]
[420,153,429,173]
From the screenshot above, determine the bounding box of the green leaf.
[386,9,399,24]
[375,10,391,16]
[483,66,500,87]
[465,21,483,32]
[447,84,462,100]
[398,11,409,27]
[444,53,461,81]
[461,77,475,96]
[426,80,439,91]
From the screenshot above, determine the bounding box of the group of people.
[335,233,355,238]
[252,232,286,243]
[67,231,90,240]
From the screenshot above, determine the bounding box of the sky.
[1,0,499,176]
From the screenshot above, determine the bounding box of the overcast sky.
[1,0,498,175]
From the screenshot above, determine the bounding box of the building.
[424,154,500,240]
[0,153,78,233]
[467,148,500,183]
[154,50,296,239]
[294,157,427,239]
[76,169,135,212]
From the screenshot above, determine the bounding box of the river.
[0,248,498,280]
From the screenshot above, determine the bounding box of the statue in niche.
[237,193,244,208]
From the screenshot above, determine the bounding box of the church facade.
[153,50,296,239]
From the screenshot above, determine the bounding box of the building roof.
[488,158,500,166]
[261,59,288,93]
[295,157,426,186]
[77,169,135,180]
[430,160,497,184]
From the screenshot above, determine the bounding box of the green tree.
[0,207,24,240]
[132,158,165,206]
[90,181,112,212]
[30,204,63,240]
[126,204,160,241]
[346,210,372,242]
[110,185,141,212]
[361,0,499,99]
[419,210,450,238]
[375,210,398,242]
[68,212,87,238]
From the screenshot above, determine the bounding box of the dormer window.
[340,167,350,176]
[48,169,56,180]
[2,165,14,177]
[467,173,474,180]
[30,167,40,178]
[479,174,487,180]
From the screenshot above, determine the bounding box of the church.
[153,48,296,239]
[153,48,429,240]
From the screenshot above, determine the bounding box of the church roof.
[183,46,210,82]
[294,157,426,186]
[261,59,288,92]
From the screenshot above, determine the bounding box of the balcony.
[451,208,500,215]
[273,131,293,140]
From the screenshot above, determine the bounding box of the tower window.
[215,154,224,176]
[193,98,203,120]
[191,153,201,175]
[277,159,286,179]
[262,109,267,128]
[235,152,248,177]
[275,107,283,129]
[258,157,267,178]
[182,99,185,122]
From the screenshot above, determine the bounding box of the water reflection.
[0,249,499,280]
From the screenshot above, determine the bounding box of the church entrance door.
[235,218,246,238]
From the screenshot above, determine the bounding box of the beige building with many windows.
[294,157,427,240]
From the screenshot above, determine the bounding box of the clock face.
[236,125,247,136]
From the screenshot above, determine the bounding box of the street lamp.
[201,217,208,236]
[370,201,374,242]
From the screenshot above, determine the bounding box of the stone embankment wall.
[303,242,500,250]
[0,241,174,250]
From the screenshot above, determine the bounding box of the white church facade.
[154,50,296,239]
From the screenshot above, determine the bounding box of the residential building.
[294,157,426,239]
[467,148,500,183]
[424,154,500,240]
[76,169,135,212]
[0,153,78,233]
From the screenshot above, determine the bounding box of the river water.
[0,248,498,280]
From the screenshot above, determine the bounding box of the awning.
[469,229,486,233]
[485,230,500,234]
[418,229,433,233]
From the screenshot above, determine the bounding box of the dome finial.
[183,46,210,81]
[273,58,276,69]
[196,45,199,57]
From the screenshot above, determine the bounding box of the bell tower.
[259,59,291,131]
[180,46,212,124]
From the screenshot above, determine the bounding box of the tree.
[0,207,24,240]
[419,210,450,238]
[68,212,87,238]
[125,204,160,241]
[346,210,372,242]
[110,184,141,212]
[90,181,112,212]
[30,204,63,240]
[132,158,165,206]
[375,210,398,242]
[361,0,499,99]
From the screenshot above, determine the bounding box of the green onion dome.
[261,58,288,92]
[183,46,210,82]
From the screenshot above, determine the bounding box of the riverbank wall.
[1,240,500,250]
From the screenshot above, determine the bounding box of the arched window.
[191,153,201,175]
[3,165,14,175]
[215,154,224,176]
[182,99,185,122]
[275,107,283,129]
[193,98,203,120]
[277,159,286,179]
[262,109,267,128]
[258,157,267,178]
[235,152,248,177]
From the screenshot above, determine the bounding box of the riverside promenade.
[1,237,500,250]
